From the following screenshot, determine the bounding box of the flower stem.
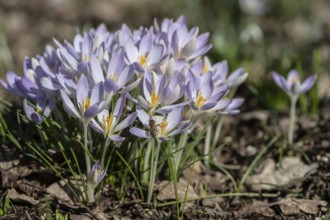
[101,138,111,168]
[143,139,154,183]
[175,131,188,172]
[288,96,298,149]
[204,125,212,167]
[147,140,161,204]
[211,116,224,150]
[83,123,93,203]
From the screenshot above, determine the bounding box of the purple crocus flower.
[187,70,229,111]
[59,74,104,123]
[90,95,137,142]
[23,96,55,124]
[87,161,105,187]
[103,49,138,93]
[271,70,317,98]
[171,24,212,61]
[191,58,248,88]
[130,106,191,141]
[128,71,187,114]
[125,33,167,72]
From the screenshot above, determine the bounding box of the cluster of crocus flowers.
[0,16,247,203]
[272,70,317,147]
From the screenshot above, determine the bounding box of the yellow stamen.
[202,65,208,74]
[196,91,206,109]
[103,112,114,134]
[82,55,91,62]
[82,97,90,113]
[139,54,147,67]
[291,76,299,84]
[109,74,115,81]
[159,118,168,136]
[35,107,42,114]
[150,90,161,108]
[74,76,78,84]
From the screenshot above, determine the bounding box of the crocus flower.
[125,33,167,72]
[271,70,317,98]
[171,24,212,61]
[187,70,229,111]
[23,96,55,124]
[191,58,248,88]
[103,49,138,93]
[90,95,137,142]
[59,74,105,123]
[87,161,105,187]
[130,106,191,141]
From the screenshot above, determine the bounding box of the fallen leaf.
[277,199,300,215]
[236,200,275,218]
[273,198,328,216]
[246,157,318,190]
[7,188,39,205]
[157,178,198,201]
[46,176,85,204]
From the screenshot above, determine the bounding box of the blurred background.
[0,0,329,111]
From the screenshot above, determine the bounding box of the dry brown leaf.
[157,178,198,201]
[46,176,85,204]
[274,198,328,216]
[246,157,318,190]
[7,188,39,205]
[278,199,300,215]
[236,200,275,218]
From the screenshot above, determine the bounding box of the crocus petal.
[136,96,150,110]
[200,80,214,98]
[16,76,38,94]
[227,69,248,88]
[299,75,317,94]
[114,112,137,132]
[104,79,119,93]
[212,99,231,111]
[109,134,125,142]
[121,77,141,93]
[117,65,134,88]
[40,77,59,91]
[90,119,104,133]
[76,75,89,107]
[201,102,217,110]
[57,49,78,70]
[107,49,124,77]
[60,90,80,119]
[167,121,192,137]
[84,104,100,119]
[129,127,151,138]
[139,33,152,55]
[165,107,183,132]
[148,45,165,66]
[287,70,300,84]
[91,55,104,84]
[125,39,139,63]
[271,72,288,92]
[90,82,104,106]
[43,99,56,117]
[113,95,126,117]
[136,106,150,126]
[227,98,244,110]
